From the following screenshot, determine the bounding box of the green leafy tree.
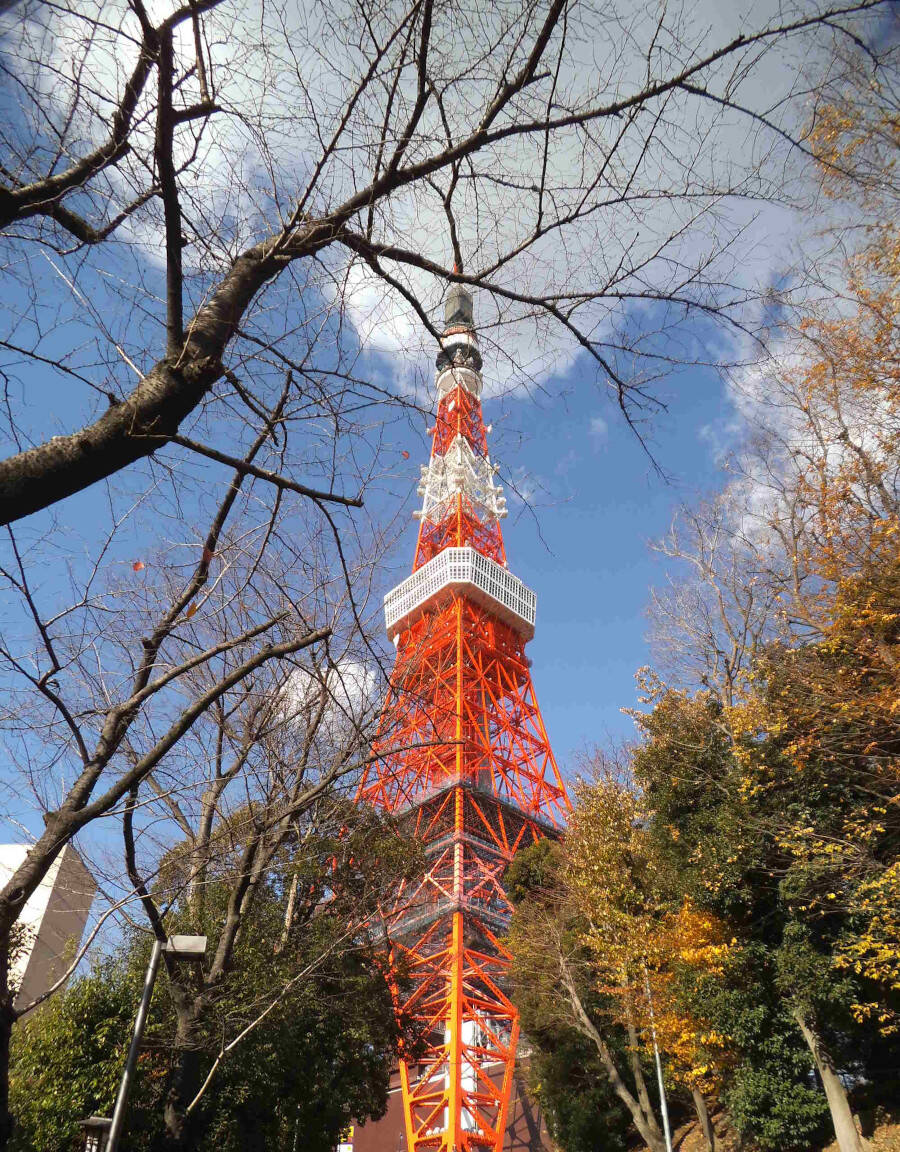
[633,685,900,1150]
[9,810,419,1152]
[673,941,830,1151]
[640,118,900,1147]
[9,954,146,1152]
[526,1032,630,1152]
[507,840,667,1152]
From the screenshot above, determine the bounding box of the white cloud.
[701,327,900,555]
[279,659,378,733]
[589,415,609,445]
[555,448,580,477]
[2,0,877,415]
[338,262,424,357]
[505,465,538,507]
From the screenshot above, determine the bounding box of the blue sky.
[504,358,731,770]
[0,304,742,851]
[0,312,742,963]
[0,0,866,841]
[8,0,893,864]
[2,0,897,992]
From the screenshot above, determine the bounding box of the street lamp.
[643,965,673,1152]
[106,934,207,1152]
[78,1116,112,1152]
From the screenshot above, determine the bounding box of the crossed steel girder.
[415,494,506,570]
[415,385,505,571]
[360,600,566,823]
[395,905,521,1151]
[433,384,488,459]
[358,350,569,1150]
[359,596,569,1151]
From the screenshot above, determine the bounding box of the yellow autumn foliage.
[565,772,735,1092]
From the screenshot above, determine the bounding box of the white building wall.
[0,843,96,1012]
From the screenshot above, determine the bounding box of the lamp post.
[78,1116,112,1152]
[643,965,673,1152]
[106,935,207,1152]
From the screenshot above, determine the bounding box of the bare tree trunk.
[625,990,664,1143]
[560,963,666,1152]
[154,999,205,1152]
[793,1010,867,1152]
[592,1030,667,1152]
[691,1086,715,1152]
[277,870,300,953]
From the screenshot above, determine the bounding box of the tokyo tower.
[357,283,570,1152]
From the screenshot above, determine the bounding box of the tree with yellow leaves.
[513,45,900,1152]
[635,259,900,1144]
[507,834,670,1152]
[562,763,734,1151]
[631,686,857,1152]
[640,72,900,1147]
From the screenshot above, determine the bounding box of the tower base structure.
[353,1064,554,1152]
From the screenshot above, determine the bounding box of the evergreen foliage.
[507,104,900,1146]
[9,824,412,1152]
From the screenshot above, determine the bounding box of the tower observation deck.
[356,285,570,1152]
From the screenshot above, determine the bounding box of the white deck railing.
[384,546,536,639]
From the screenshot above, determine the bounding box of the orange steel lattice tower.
[357,285,569,1152]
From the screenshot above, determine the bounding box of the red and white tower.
[357,285,569,1152]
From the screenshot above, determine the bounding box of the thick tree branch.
[0,0,224,234]
[169,434,363,506]
[0,45,155,230]
[0,222,324,523]
[156,26,184,354]
[0,0,885,524]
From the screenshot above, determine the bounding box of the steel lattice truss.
[357,288,569,1152]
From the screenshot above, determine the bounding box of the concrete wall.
[0,843,96,1012]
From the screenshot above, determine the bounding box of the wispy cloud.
[555,448,580,476]
[5,0,869,419]
[589,415,609,446]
